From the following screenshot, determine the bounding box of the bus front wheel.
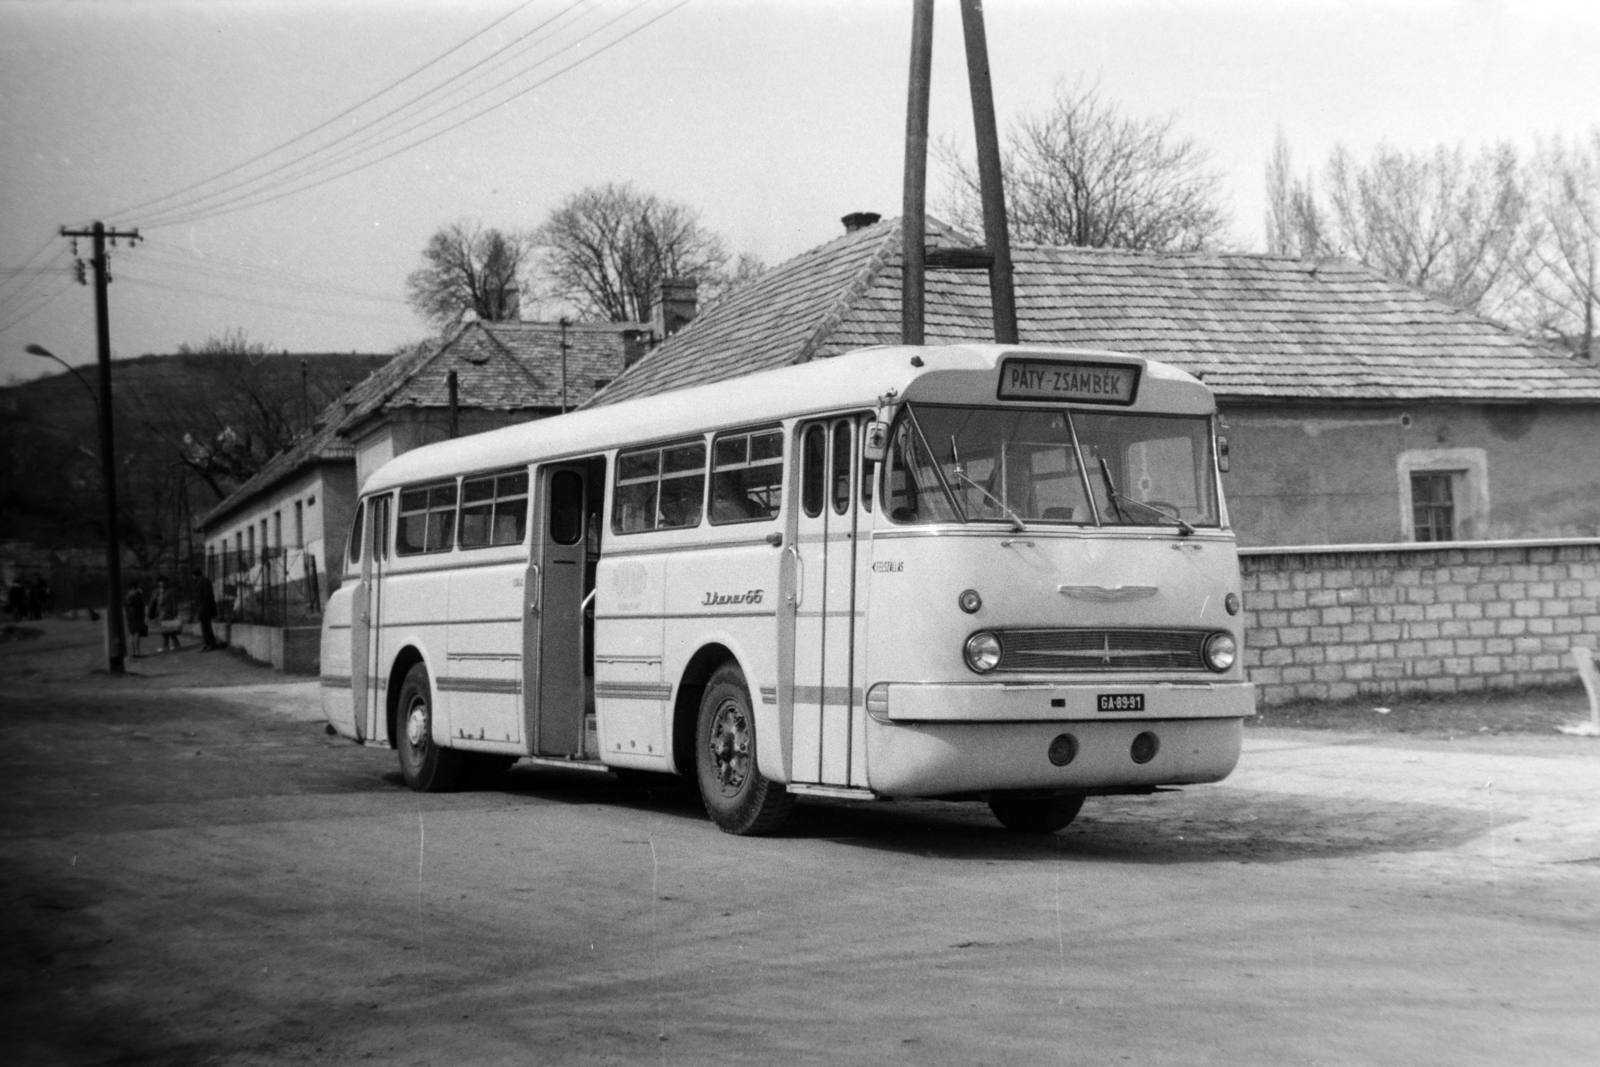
[988,793,1085,834]
[397,662,464,793]
[696,663,793,835]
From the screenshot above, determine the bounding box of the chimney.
[621,329,648,368]
[841,212,882,234]
[651,278,698,341]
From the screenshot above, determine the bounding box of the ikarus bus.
[321,344,1255,835]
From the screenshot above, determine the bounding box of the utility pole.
[901,0,934,346]
[900,0,1018,346]
[559,317,571,413]
[61,220,140,675]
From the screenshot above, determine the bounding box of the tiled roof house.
[590,216,1600,546]
[199,317,651,601]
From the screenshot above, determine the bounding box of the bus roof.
[363,343,1214,494]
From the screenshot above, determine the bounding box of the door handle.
[785,545,802,608]
[527,564,541,615]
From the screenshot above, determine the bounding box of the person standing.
[150,576,181,652]
[192,568,219,651]
[123,582,148,658]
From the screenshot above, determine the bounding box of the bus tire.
[696,663,793,835]
[988,792,1085,834]
[397,662,464,793]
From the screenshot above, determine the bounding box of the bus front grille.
[995,629,1208,672]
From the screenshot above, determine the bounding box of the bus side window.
[460,469,529,548]
[831,422,852,515]
[801,425,826,518]
[614,441,705,533]
[371,495,390,560]
[397,482,458,554]
[347,501,365,569]
[710,426,782,524]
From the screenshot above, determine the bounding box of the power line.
[0,278,74,336]
[116,271,415,329]
[129,0,609,229]
[135,239,409,306]
[138,0,689,230]
[103,0,557,222]
[0,235,68,308]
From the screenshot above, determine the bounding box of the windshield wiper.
[1098,457,1194,535]
[951,435,1026,532]
[904,405,967,522]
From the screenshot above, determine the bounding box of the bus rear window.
[397,481,458,554]
[614,440,706,533]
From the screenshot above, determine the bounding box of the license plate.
[1097,693,1144,712]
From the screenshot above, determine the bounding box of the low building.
[591,215,1600,546]
[196,312,676,617]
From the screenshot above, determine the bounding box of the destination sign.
[997,358,1140,406]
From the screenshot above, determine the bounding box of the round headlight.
[958,588,983,614]
[1203,631,1237,672]
[964,631,1002,673]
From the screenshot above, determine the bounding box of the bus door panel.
[349,500,369,741]
[445,562,524,747]
[791,418,861,786]
[525,463,592,757]
[850,417,876,787]
[361,495,390,744]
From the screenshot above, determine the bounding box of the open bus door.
[524,460,603,757]
[786,417,863,786]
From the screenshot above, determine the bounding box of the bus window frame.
[709,424,784,526]
[611,436,708,535]
[458,467,531,550]
[396,479,460,555]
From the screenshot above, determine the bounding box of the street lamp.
[25,342,125,674]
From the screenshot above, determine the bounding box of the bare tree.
[936,82,1229,252]
[1264,130,1330,258]
[1520,131,1600,358]
[535,183,731,322]
[407,221,534,329]
[1269,138,1528,317]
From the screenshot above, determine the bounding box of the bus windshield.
[885,403,1220,530]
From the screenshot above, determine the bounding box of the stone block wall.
[1239,540,1600,706]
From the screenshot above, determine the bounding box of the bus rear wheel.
[397,662,464,793]
[988,792,1085,834]
[696,663,793,835]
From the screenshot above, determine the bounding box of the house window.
[1397,448,1488,543]
[294,502,304,548]
[273,511,282,549]
[1410,472,1458,542]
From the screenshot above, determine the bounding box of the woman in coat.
[123,582,148,658]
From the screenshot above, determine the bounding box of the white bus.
[322,344,1254,835]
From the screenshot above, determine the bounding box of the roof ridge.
[793,222,904,364]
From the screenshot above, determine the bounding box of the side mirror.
[863,420,890,463]
[1216,435,1231,473]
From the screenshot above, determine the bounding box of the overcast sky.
[2,0,1597,385]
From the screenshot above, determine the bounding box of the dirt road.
[3,619,1598,1065]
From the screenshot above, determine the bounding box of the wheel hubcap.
[708,698,749,795]
[405,700,428,749]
